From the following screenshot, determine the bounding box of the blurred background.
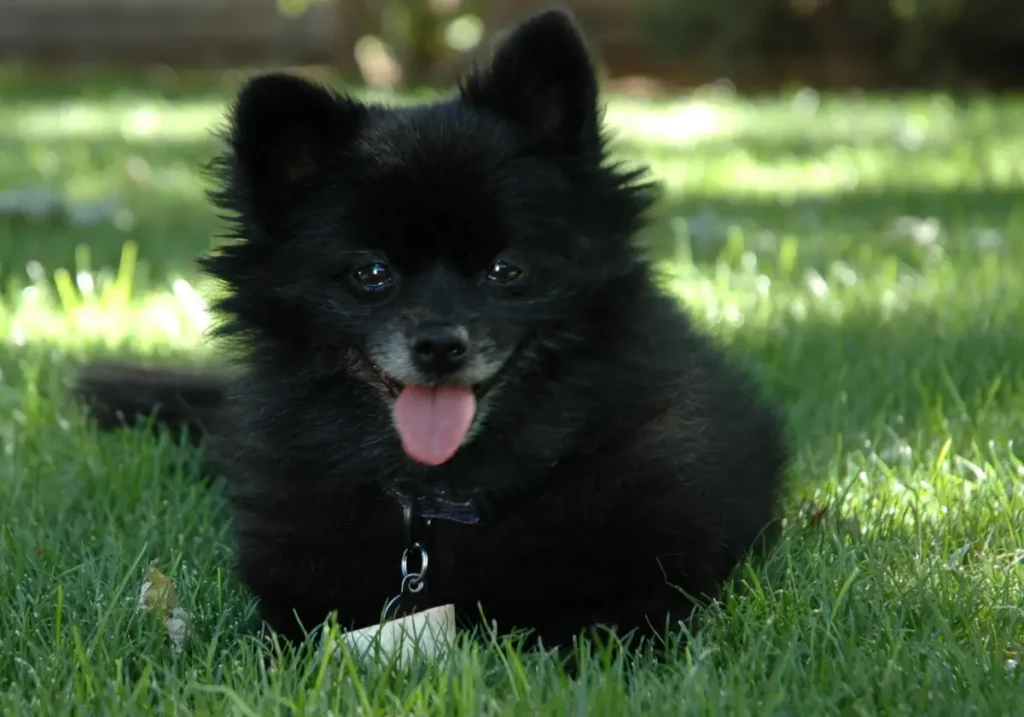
[3,0,1023,90]
[2,0,1024,91]
[0,0,1022,369]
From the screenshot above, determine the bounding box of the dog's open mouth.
[362,354,499,400]
[369,361,404,397]
[359,352,501,467]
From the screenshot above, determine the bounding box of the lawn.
[1,69,1023,714]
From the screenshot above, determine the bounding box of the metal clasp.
[400,542,429,594]
[380,505,431,622]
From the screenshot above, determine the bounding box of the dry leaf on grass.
[800,501,829,526]
[1003,649,1019,676]
[798,501,862,536]
[138,565,189,654]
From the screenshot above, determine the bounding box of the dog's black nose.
[410,324,468,376]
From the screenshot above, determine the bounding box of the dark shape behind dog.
[73,9,789,652]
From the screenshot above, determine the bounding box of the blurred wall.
[1,0,1022,90]
[0,0,336,65]
[0,0,654,76]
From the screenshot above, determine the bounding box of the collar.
[383,484,483,525]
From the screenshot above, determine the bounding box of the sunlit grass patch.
[0,242,210,356]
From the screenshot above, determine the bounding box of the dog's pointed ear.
[224,73,365,227]
[461,10,600,151]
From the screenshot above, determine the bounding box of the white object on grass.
[335,604,456,664]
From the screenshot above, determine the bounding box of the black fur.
[73,9,789,652]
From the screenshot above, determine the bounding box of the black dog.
[74,9,788,653]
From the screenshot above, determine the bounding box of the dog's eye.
[351,262,393,292]
[485,260,523,284]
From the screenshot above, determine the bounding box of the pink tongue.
[393,385,477,466]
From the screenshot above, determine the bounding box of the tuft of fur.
[73,9,789,652]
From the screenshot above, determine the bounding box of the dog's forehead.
[342,105,543,273]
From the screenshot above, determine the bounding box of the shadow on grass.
[3,172,1020,288]
[0,133,222,287]
[730,306,1022,468]
[635,185,1022,296]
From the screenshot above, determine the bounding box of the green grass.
[1,69,1023,714]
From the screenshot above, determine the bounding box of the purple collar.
[383,485,482,525]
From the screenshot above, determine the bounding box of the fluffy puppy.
[74,8,789,652]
